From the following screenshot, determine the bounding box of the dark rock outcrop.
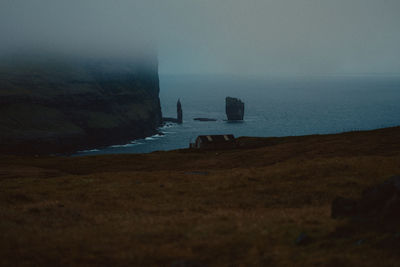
[225,97,244,121]
[193,118,217,122]
[331,175,400,227]
[0,54,162,154]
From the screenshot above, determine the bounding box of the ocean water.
[76,75,400,155]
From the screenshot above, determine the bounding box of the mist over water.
[77,75,400,155]
[1,1,400,76]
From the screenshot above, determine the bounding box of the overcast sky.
[1,0,399,76]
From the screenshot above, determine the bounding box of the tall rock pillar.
[177,99,183,124]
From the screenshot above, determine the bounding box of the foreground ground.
[1,127,400,266]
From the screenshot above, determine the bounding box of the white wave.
[79,149,100,153]
[110,143,137,148]
[160,123,176,129]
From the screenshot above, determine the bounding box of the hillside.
[0,54,162,154]
[0,126,399,266]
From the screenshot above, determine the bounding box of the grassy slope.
[0,127,400,266]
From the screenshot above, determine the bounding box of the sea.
[75,75,400,155]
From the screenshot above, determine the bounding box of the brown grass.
[1,127,400,266]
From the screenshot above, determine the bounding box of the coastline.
[0,54,163,156]
[0,126,162,156]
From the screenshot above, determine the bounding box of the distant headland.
[0,53,162,155]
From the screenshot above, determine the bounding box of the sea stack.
[177,99,183,124]
[226,97,244,121]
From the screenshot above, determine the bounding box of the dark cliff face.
[0,55,162,154]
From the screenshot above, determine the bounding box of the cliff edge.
[0,54,162,154]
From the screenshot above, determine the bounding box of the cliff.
[0,54,162,154]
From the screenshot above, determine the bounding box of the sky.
[1,0,400,76]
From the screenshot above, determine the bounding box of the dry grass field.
[1,127,400,266]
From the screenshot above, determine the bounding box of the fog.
[1,0,400,76]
